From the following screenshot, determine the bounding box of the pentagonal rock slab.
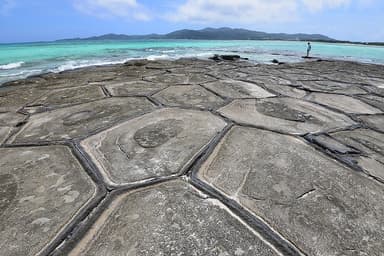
[197,127,384,256]
[219,98,355,135]
[67,180,277,256]
[305,93,382,114]
[105,80,168,96]
[153,85,226,110]
[202,79,275,99]
[0,146,96,256]
[81,108,226,186]
[10,97,155,144]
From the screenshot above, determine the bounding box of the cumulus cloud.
[168,0,298,24]
[73,0,150,20]
[167,0,361,24]
[301,0,350,12]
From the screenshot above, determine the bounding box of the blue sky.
[0,0,383,43]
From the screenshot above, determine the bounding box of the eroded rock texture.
[0,58,383,256]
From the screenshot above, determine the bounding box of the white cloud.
[73,0,150,21]
[167,0,363,24]
[168,0,298,24]
[0,0,16,16]
[301,0,350,12]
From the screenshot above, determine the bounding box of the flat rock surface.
[358,114,384,132]
[202,79,275,99]
[219,98,355,135]
[1,59,384,256]
[10,97,156,143]
[197,126,384,256]
[105,80,168,96]
[67,180,277,256]
[0,146,96,256]
[153,85,226,110]
[81,108,226,187]
[27,86,105,112]
[305,93,382,114]
[330,128,384,181]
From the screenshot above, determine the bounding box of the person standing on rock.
[307,42,312,57]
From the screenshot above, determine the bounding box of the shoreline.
[2,56,384,88]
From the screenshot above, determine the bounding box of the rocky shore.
[0,57,384,256]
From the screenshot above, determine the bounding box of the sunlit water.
[1,40,384,84]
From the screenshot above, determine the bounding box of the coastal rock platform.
[0,58,384,256]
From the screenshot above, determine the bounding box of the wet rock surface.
[0,58,384,256]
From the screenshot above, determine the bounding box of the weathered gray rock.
[81,108,226,186]
[144,72,214,85]
[0,127,11,144]
[300,80,367,95]
[153,85,226,110]
[105,80,168,96]
[67,180,277,256]
[357,94,384,111]
[202,79,275,99]
[0,146,96,256]
[25,86,105,113]
[10,97,156,144]
[0,85,48,112]
[310,134,359,154]
[197,126,384,256]
[0,112,26,144]
[359,114,384,132]
[219,98,355,135]
[330,128,384,181]
[305,93,382,114]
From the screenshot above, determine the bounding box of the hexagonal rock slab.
[0,146,96,256]
[67,180,278,256]
[202,79,275,99]
[331,128,384,181]
[153,85,226,110]
[305,93,382,114]
[81,108,226,187]
[105,80,168,96]
[25,86,105,113]
[10,97,156,144]
[197,126,384,256]
[218,98,355,135]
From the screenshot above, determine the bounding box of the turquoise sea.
[1,40,384,85]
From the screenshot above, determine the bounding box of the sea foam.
[0,61,25,70]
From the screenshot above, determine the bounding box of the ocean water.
[1,39,384,85]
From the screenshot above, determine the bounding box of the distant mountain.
[58,27,336,42]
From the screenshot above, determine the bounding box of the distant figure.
[307,42,312,57]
